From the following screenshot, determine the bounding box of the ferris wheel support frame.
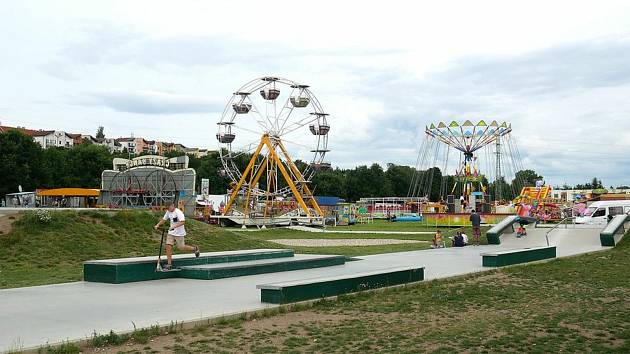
[276,138,323,216]
[222,134,322,217]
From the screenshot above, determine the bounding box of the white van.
[575,200,630,225]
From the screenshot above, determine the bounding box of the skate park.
[1,213,627,351]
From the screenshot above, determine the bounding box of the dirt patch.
[595,296,619,304]
[464,271,513,286]
[243,311,350,331]
[442,270,515,289]
[84,311,352,354]
[0,213,22,236]
[79,215,105,225]
[559,322,600,340]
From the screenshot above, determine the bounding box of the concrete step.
[481,246,556,267]
[179,254,346,280]
[257,266,425,304]
[84,249,294,283]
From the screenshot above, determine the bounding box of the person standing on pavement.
[469,209,482,246]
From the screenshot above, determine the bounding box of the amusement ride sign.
[112,155,188,171]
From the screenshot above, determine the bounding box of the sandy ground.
[269,238,427,247]
[0,212,21,236]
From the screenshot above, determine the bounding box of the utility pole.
[495,134,502,201]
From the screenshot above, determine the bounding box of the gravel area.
[289,226,434,234]
[269,238,428,247]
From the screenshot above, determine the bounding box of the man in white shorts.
[154,203,200,270]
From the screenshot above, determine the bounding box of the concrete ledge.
[482,246,556,267]
[485,215,518,244]
[83,249,294,283]
[599,215,628,246]
[257,266,425,304]
[180,255,346,280]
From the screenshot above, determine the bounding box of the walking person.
[469,209,482,246]
[154,203,200,270]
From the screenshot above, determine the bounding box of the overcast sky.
[2,1,630,187]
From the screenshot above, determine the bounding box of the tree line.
[0,130,224,198]
[2,129,614,202]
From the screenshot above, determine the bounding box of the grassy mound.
[0,210,274,289]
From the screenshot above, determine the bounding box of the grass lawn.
[47,230,629,354]
[0,210,271,289]
[230,226,489,257]
[1,210,485,289]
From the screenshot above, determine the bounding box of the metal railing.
[544,217,575,246]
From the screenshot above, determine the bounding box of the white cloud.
[78,90,223,114]
[2,1,630,186]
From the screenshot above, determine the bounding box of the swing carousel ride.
[216,77,330,227]
[407,120,562,222]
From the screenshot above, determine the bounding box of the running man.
[469,209,482,246]
[154,203,200,270]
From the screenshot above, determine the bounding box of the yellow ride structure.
[222,134,322,218]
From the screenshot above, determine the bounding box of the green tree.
[40,147,71,188]
[574,178,604,190]
[489,176,514,201]
[591,177,603,189]
[0,130,44,197]
[67,144,113,187]
[426,167,443,201]
[368,163,392,196]
[311,169,346,198]
[95,126,105,139]
[385,164,414,197]
[512,169,543,188]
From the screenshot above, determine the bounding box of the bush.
[90,330,126,347]
[39,341,81,354]
[35,209,52,224]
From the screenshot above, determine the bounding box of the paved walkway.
[0,226,606,352]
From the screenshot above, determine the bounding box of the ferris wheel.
[217,76,330,219]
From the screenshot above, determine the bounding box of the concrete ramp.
[547,228,607,256]
[498,226,606,257]
[498,230,548,249]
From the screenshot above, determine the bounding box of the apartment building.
[1,126,77,148]
[1,124,206,156]
[144,140,163,155]
[81,135,123,152]
[115,137,143,154]
[185,147,215,158]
